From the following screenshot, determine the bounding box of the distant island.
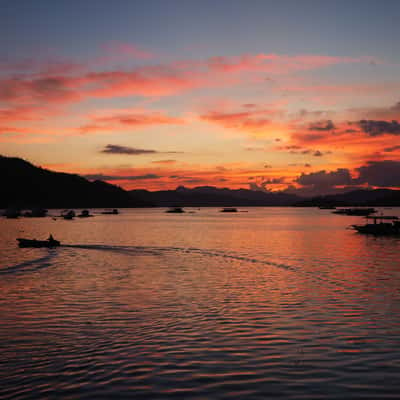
[1,155,399,209]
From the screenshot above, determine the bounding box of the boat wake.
[62,243,162,256]
[0,252,57,275]
[62,243,342,288]
[5,243,344,290]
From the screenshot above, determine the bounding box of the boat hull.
[352,224,400,236]
[17,238,61,248]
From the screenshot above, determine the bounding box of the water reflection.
[1,207,400,399]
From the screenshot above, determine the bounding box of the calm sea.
[1,207,400,399]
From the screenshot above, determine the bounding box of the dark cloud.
[383,145,400,152]
[290,160,400,196]
[183,178,204,184]
[286,145,301,150]
[101,144,183,155]
[358,120,400,136]
[309,120,335,131]
[297,133,326,142]
[101,144,157,155]
[84,173,161,181]
[355,160,400,187]
[296,168,352,188]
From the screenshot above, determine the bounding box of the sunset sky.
[1,0,400,195]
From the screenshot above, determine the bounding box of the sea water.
[1,207,400,399]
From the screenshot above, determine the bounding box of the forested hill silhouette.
[2,155,399,209]
[294,189,400,207]
[131,186,400,207]
[0,155,151,208]
[130,186,300,207]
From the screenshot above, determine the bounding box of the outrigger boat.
[17,235,60,248]
[77,209,93,218]
[101,209,119,215]
[166,207,185,213]
[352,215,400,236]
[61,210,75,220]
[333,208,376,216]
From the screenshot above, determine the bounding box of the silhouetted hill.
[0,155,151,208]
[130,185,301,206]
[3,155,399,209]
[294,189,400,207]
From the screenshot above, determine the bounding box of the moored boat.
[352,216,400,236]
[220,207,238,212]
[3,208,21,218]
[78,209,93,218]
[166,207,185,213]
[333,208,376,216]
[101,209,119,215]
[61,210,75,220]
[22,207,48,218]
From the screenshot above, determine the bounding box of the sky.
[1,0,400,195]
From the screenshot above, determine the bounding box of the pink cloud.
[0,52,378,143]
[199,105,287,135]
[0,75,82,105]
[201,110,272,130]
[78,108,184,134]
[206,53,363,75]
[0,52,368,107]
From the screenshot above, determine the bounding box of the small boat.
[3,208,21,218]
[352,216,400,236]
[220,207,238,212]
[166,207,185,213]
[318,205,336,210]
[77,209,93,218]
[333,208,376,216]
[22,208,48,218]
[101,209,119,215]
[17,236,60,248]
[61,210,75,220]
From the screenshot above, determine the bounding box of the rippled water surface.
[1,207,400,399]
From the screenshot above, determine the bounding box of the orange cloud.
[65,159,301,191]
[199,106,289,138]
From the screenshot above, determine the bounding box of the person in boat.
[47,234,57,244]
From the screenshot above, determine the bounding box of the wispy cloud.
[79,109,184,134]
[100,144,183,155]
[84,173,161,181]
